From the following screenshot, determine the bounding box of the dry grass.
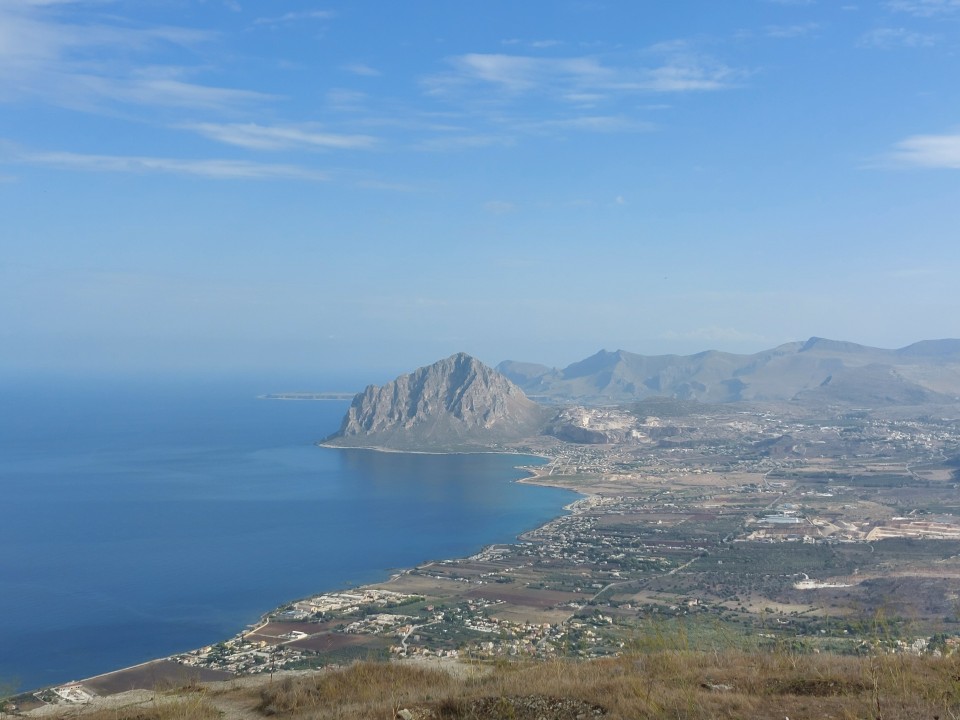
[254,664,461,717]
[245,650,960,720]
[29,686,220,720]
[29,649,960,720]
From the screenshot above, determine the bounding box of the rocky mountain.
[497,338,960,407]
[324,353,547,450]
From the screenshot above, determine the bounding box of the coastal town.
[18,401,960,714]
[174,406,960,667]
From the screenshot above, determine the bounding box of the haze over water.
[0,377,576,693]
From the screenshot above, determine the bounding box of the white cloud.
[0,1,272,112]
[343,63,381,77]
[111,75,273,110]
[501,38,563,49]
[326,88,369,112]
[858,27,937,47]
[450,54,606,93]
[562,92,607,105]
[888,132,960,168]
[253,10,335,26]
[522,115,653,133]
[0,6,208,70]
[13,0,116,6]
[426,52,739,99]
[414,134,516,152]
[21,150,328,179]
[887,0,960,15]
[182,122,378,150]
[765,22,820,38]
[642,60,737,91]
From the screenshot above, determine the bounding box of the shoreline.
[33,445,580,702]
[316,440,553,461]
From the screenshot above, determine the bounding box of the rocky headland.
[322,352,548,451]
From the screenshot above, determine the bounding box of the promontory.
[322,352,548,451]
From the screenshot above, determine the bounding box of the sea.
[0,375,577,693]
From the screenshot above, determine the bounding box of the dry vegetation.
[25,649,960,720]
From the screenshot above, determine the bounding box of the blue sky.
[2,0,959,379]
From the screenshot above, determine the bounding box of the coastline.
[34,445,581,703]
[316,440,552,460]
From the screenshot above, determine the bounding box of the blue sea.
[0,376,576,693]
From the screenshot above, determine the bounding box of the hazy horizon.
[3,1,959,378]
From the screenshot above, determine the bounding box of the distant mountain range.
[323,339,960,451]
[497,338,960,406]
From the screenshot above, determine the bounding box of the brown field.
[373,575,475,597]
[82,660,231,696]
[245,621,338,645]
[466,587,580,609]
[443,561,501,574]
[287,633,378,654]
[594,512,690,528]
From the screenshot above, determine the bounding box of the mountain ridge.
[497,337,960,406]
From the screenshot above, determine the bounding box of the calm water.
[0,377,576,692]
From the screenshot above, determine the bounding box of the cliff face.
[325,353,546,450]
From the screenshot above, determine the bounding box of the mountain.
[324,353,547,450]
[497,338,960,407]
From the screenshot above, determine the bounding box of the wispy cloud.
[858,27,937,47]
[522,115,654,133]
[887,0,960,16]
[182,122,377,150]
[109,74,272,110]
[501,38,564,49]
[414,134,516,152]
[643,59,739,91]
[326,89,369,113]
[426,52,740,99]
[765,22,820,38]
[411,44,740,149]
[253,10,335,26]
[888,131,960,168]
[435,54,606,94]
[342,62,380,77]
[0,1,273,112]
[21,150,328,180]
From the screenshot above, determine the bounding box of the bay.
[0,376,576,693]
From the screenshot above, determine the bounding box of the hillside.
[18,651,960,720]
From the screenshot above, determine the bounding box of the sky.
[1,0,959,381]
